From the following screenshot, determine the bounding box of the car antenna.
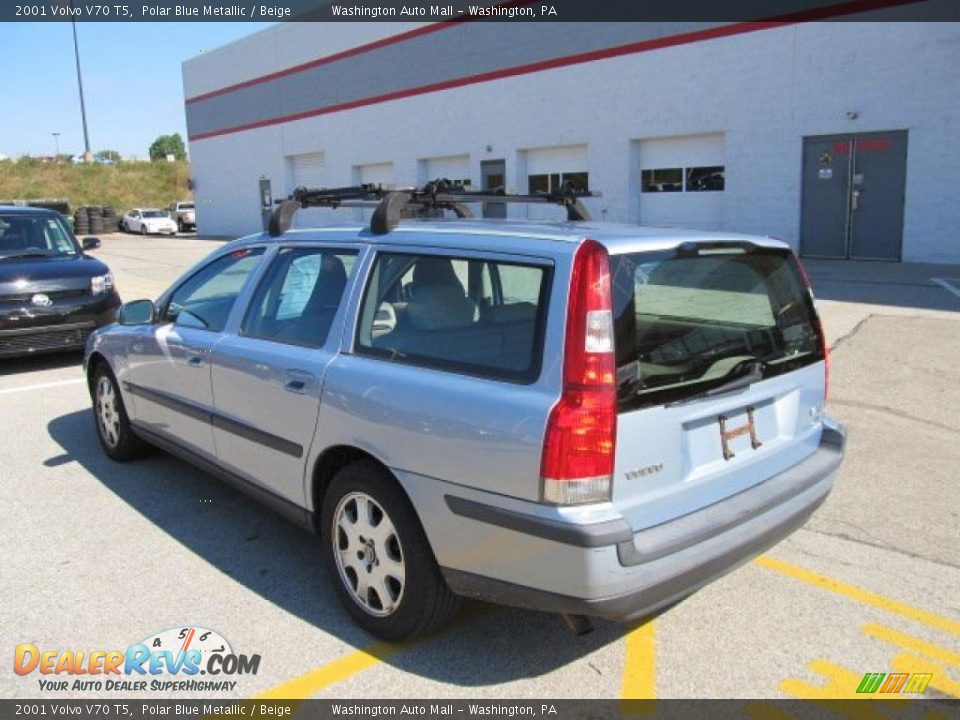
[267,179,597,237]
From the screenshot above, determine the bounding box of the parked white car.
[122,209,177,236]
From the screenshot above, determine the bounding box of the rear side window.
[355,253,550,383]
[242,247,358,348]
[610,246,824,410]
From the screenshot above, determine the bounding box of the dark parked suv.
[0,206,120,358]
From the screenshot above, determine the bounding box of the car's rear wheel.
[91,363,150,461]
[321,461,460,641]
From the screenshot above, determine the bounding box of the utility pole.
[69,2,93,163]
[52,132,61,162]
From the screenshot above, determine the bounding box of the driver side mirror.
[82,237,100,250]
[118,299,156,325]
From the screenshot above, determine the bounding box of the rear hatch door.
[607,241,827,530]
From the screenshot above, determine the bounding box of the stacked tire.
[87,206,105,236]
[102,206,120,233]
[74,207,90,236]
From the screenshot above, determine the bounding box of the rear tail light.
[791,253,829,401]
[540,239,616,505]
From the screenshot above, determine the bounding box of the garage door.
[288,152,326,190]
[523,144,589,220]
[354,162,395,221]
[421,155,471,186]
[286,152,328,228]
[638,133,726,230]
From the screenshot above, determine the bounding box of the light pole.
[69,2,92,163]
[52,132,61,162]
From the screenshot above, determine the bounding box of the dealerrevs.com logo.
[14,626,261,693]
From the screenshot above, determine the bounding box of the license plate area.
[719,406,762,460]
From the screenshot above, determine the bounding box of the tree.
[95,149,121,163]
[148,133,186,161]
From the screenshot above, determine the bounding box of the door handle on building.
[852,189,861,211]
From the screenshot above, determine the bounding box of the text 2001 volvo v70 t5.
[84,193,844,640]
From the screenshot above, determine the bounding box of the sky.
[0,22,275,159]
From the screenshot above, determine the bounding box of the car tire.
[91,363,150,462]
[177,219,184,233]
[321,461,461,641]
[140,224,147,236]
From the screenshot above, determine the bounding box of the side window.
[165,248,265,332]
[496,264,542,305]
[356,253,550,382]
[242,247,357,348]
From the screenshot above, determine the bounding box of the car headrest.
[489,302,537,324]
[407,285,478,331]
[412,257,464,292]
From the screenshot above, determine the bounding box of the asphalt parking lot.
[2,234,958,700]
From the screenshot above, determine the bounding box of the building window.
[642,166,724,193]
[641,168,683,192]
[528,172,589,195]
[686,166,725,192]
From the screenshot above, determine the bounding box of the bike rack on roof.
[267,179,597,237]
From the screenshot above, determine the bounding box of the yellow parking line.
[621,620,656,700]
[890,653,960,698]
[254,641,399,700]
[754,556,960,637]
[778,659,868,700]
[862,623,960,669]
[249,605,491,700]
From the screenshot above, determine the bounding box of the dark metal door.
[481,160,506,218]
[849,132,908,260]
[800,136,852,258]
[800,132,907,261]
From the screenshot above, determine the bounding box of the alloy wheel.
[95,376,121,449]
[332,492,405,617]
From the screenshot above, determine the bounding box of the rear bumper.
[437,421,845,621]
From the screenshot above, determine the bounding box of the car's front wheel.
[91,363,150,461]
[321,461,460,641]
[140,224,147,236]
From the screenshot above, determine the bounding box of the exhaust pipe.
[561,613,594,635]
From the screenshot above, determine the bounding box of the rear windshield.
[610,245,824,411]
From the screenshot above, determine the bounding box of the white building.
[182,17,960,263]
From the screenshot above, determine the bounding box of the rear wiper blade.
[665,360,764,407]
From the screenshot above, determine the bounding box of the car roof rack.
[268,179,597,237]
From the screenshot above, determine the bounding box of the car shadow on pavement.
[47,409,635,685]
[0,351,84,376]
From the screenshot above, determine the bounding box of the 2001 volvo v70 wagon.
[84,196,845,640]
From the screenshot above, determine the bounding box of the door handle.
[283,369,315,394]
[186,355,205,368]
[851,189,861,211]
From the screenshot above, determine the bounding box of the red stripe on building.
[188,0,926,142]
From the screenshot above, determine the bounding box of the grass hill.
[0,159,192,213]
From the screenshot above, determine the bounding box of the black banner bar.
[3,699,959,719]
[4,0,959,23]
